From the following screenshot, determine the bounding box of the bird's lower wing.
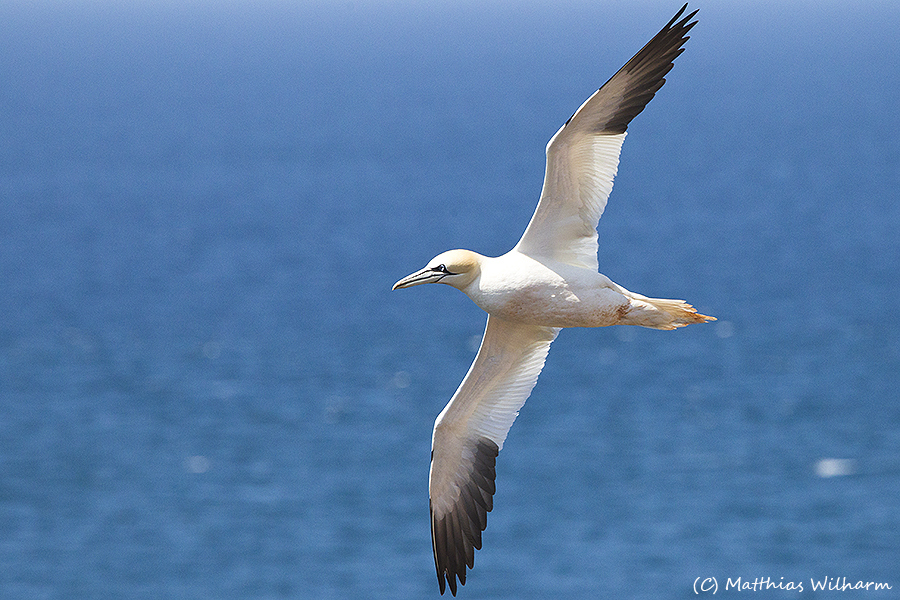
[429,316,560,595]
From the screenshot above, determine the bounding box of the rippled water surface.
[1,2,898,598]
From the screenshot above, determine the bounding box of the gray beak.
[392,268,442,290]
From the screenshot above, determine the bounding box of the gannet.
[392,4,712,595]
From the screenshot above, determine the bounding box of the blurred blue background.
[1,1,898,598]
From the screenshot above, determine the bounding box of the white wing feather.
[429,316,559,594]
[515,128,625,270]
[515,4,698,270]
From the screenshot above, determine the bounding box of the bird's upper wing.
[514,4,698,271]
[429,315,560,595]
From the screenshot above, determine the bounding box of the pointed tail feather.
[623,293,715,330]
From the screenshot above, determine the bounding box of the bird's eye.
[432,264,449,274]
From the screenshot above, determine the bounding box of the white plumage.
[392,5,712,595]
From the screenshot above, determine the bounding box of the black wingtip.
[432,438,499,596]
[562,4,697,131]
[669,3,689,26]
[668,4,699,29]
[674,5,700,35]
[587,2,699,134]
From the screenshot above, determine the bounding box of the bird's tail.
[622,292,715,330]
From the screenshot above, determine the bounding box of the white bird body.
[409,247,706,330]
[392,5,713,595]
[465,250,625,328]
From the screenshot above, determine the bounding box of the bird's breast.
[468,258,627,328]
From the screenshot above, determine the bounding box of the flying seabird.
[392,4,711,595]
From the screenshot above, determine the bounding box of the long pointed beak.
[392,268,441,290]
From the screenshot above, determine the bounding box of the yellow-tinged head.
[392,249,482,291]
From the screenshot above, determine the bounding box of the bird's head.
[392,249,482,291]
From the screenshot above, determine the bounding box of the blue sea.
[1,1,898,598]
